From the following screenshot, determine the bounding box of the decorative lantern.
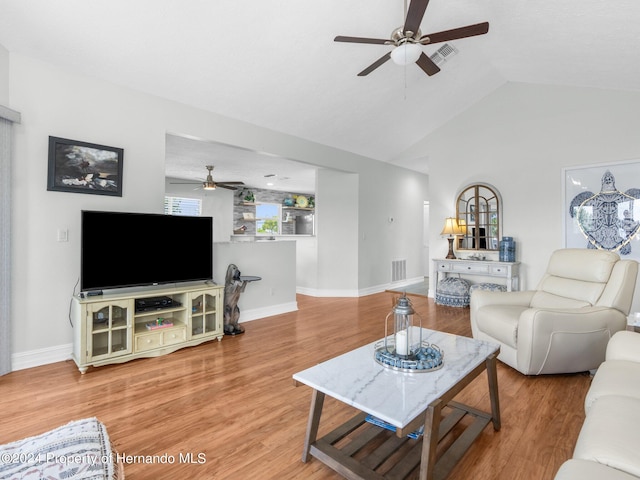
[386,294,420,359]
[374,294,444,372]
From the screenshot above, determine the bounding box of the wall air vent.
[429,43,459,66]
[391,259,407,283]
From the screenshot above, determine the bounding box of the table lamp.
[441,217,464,259]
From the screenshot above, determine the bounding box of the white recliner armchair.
[470,248,638,375]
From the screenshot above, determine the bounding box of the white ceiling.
[2,0,640,191]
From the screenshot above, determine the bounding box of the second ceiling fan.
[170,165,244,191]
[334,0,489,77]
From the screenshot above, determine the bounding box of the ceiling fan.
[334,0,489,77]
[170,165,245,191]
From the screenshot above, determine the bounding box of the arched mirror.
[456,184,502,251]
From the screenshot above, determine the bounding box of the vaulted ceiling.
[2,0,639,187]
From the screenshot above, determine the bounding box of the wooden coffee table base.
[300,354,500,480]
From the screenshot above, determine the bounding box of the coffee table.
[292,328,500,480]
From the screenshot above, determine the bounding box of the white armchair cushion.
[555,459,639,480]
[531,249,619,307]
[574,395,640,478]
[545,248,619,282]
[470,290,534,338]
[475,305,528,349]
[598,261,640,311]
[606,330,640,363]
[529,289,592,309]
[585,360,640,414]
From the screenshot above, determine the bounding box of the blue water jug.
[499,237,516,262]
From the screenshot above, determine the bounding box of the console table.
[433,258,520,295]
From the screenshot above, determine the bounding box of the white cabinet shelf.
[432,258,520,295]
[71,283,224,373]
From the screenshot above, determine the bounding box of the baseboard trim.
[236,301,299,323]
[296,287,360,297]
[297,277,425,298]
[386,276,425,291]
[12,343,73,372]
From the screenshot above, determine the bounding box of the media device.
[134,296,180,312]
[81,210,213,292]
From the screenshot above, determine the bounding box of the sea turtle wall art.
[569,169,640,254]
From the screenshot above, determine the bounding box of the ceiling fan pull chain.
[403,63,408,101]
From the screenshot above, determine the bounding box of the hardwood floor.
[0,293,590,480]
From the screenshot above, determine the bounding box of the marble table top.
[293,328,500,429]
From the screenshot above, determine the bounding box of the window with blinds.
[164,196,202,216]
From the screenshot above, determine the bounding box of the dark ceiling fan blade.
[334,35,390,45]
[217,181,244,185]
[357,52,392,76]
[415,52,440,76]
[216,184,239,190]
[404,0,430,36]
[420,22,489,45]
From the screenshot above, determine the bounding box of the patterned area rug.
[0,417,115,479]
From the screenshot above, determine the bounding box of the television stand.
[71,283,224,373]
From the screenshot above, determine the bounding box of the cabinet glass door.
[190,291,220,338]
[88,300,132,360]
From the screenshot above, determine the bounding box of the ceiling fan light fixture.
[203,167,216,189]
[390,43,421,66]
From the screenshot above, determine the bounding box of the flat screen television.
[81,210,213,292]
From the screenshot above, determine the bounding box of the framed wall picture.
[47,136,124,196]
[563,160,640,261]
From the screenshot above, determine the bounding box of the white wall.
[358,164,428,292]
[395,82,640,312]
[6,52,428,365]
[315,168,359,295]
[294,235,318,292]
[423,202,430,277]
[0,44,8,105]
[213,241,297,320]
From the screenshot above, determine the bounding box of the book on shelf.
[365,415,424,439]
[146,321,174,330]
